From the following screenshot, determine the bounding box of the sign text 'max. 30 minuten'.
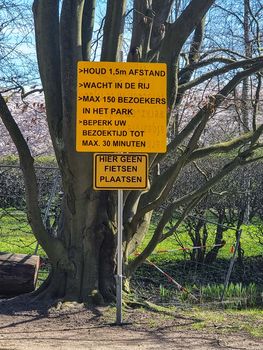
[76,62,167,154]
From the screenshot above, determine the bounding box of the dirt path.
[0,299,262,350]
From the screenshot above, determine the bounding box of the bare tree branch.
[179,56,263,93]
[128,143,262,273]
[159,0,215,109]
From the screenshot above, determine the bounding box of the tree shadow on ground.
[0,293,105,331]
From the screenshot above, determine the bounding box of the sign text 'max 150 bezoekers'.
[76,61,167,153]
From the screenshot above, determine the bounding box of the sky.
[0,0,262,91]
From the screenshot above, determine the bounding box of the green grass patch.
[109,302,263,339]
[135,222,263,263]
[1,207,262,308]
[195,283,262,308]
[241,225,263,257]
[0,155,57,166]
[0,208,45,256]
[185,307,263,338]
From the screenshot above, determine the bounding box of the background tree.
[0,0,46,156]
[0,0,263,304]
[0,0,38,91]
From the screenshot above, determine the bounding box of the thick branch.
[252,75,262,131]
[58,0,95,224]
[178,57,235,79]
[60,0,84,104]
[155,59,263,166]
[82,0,97,60]
[60,0,85,152]
[188,127,263,162]
[179,16,206,86]
[200,48,246,61]
[146,0,174,61]
[101,0,127,61]
[127,0,152,62]
[32,0,63,152]
[172,16,206,132]
[160,0,214,60]
[159,0,215,109]
[128,146,259,274]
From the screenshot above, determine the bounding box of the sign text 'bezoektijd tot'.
[76,62,167,153]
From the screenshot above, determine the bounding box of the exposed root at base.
[54,300,85,311]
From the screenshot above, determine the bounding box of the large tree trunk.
[32,0,129,304]
[43,183,152,302]
[42,189,117,303]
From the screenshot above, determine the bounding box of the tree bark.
[101,0,127,62]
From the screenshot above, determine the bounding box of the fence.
[0,164,61,284]
[132,249,263,308]
[131,216,263,308]
[0,164,262,308]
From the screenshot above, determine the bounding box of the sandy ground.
[0,298,262,350]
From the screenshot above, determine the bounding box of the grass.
[142,305,263,335]
[242,224,263,257]
[0,155,57,165]
[1,206,262,260]
[188,283,262,308]
[0,205,262,342]
[136,221,263,263]
[134,278,263,309]
[0,208,45,256]
[1,207,262,309]
[106,302,263,339]
[185,308,263,338]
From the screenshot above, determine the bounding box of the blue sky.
[1,1,262,90]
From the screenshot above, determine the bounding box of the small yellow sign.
[76,61,167,153]
[94,153,148,190]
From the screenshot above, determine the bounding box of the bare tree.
[0,0,263,304]
[0,0,38,91]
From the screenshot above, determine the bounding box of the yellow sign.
[94,153,148,190]
[76,62,167,153]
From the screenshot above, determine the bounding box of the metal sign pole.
[116,189,123,325]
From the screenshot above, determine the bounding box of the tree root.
[54,300,85,311]
[125,299,177,316]
[87,289,105,305]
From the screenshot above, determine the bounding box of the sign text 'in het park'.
[76,61,167,153]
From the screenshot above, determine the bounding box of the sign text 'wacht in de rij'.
[76,62,167,153]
